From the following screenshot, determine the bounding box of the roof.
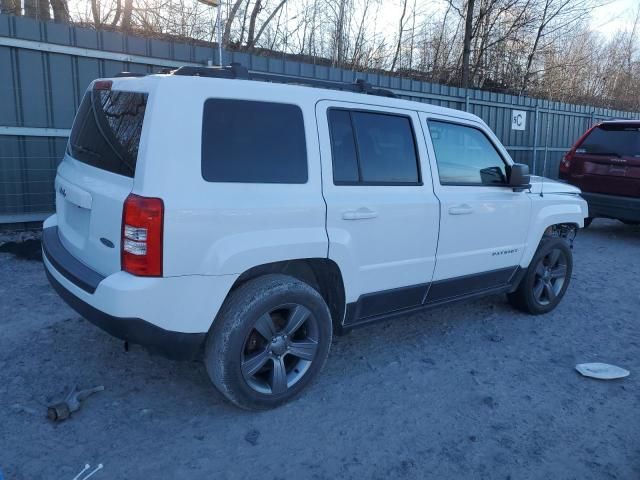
[110,64,484,125]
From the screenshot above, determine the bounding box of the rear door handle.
[342,207,378,220]
[448,204,474,215]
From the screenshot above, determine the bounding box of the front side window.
[328,109,420,185]
[427,120,507,186]
[202,99,307,183]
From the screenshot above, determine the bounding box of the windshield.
[578,124,640,158]
[67,89,148,177]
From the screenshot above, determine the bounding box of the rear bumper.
[42,218,238,360]
[581,192,640,222]
[45,267,205,359]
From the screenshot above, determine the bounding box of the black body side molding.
[343,266,524,328]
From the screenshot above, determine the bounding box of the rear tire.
[508,237,573,315]
[583,217,593,228]
[205,274,332,410]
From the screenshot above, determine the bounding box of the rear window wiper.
[583,152,621,157]
[71,143,102,158]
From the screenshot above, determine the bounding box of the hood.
[528,176,581,195]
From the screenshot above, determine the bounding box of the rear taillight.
[121,194,164,277]
[560,124,598,178]
[560,150,574,174]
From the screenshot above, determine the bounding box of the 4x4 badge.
[58,186,67,198]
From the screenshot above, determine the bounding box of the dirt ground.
[0,219,639,480]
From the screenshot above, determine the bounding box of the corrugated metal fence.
[1,14,638,224]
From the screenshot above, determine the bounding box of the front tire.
[508,237,573,315]
[205,274,332,410]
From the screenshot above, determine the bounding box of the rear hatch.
[55,80,149,277]
[562,123,640,198]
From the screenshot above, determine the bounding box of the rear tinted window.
[328,109,420,185]
[68,89,148,177]
[202,99,307,183]
[579,124,640,158]
[328,109,359,183]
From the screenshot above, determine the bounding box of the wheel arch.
[521,201,584,267]
[228,258,347,332]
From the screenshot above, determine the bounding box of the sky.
[591,0,639,37]
[66,0,640,41]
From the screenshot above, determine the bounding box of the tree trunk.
[121,0,133,31]
[0,0,21,15]
[24,0,37,17]
[461,0,476,88]
[248,0,286,49]
[334,0,347,66]
[239,0,250,45]
[390,0,408,71]
[110,0,122,26]
[90,0,100,26]
[50,0,69,22]
[246,0,262,47]
[223,0,245,47]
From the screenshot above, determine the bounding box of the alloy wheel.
[532,248,568,306]
[241,304,319,395]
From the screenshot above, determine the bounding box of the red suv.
[560,120,640,226]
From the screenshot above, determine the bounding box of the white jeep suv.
[43,64,588,410]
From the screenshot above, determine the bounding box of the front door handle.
[342,207,378,220]
[448,204,474,215]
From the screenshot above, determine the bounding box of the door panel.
[420,113,531,287]
[317,101,440,307]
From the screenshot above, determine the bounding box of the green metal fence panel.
[0,14,638,224]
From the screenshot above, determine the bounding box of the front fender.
[520,195,588,267]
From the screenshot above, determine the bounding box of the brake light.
[560,150,574,174]
[560,124,599,178]
[121,194,164,276]
[93,80,112,90]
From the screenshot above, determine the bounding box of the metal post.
[532,105,539,175]
[198,0,223,66]
[217,3,223,66]
[465,94,470,113]
[543,112,550,177]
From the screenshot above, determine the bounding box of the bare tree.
[461,0,475,87]
[390,0,409,71]
[0,0,22,15]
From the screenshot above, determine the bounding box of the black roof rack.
[170,63,397,98]
[114,72,148,78]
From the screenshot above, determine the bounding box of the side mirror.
[508,163,531,192]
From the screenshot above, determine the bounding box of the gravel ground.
[1,219,639,480]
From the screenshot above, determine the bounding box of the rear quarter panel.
[135,78,328,277]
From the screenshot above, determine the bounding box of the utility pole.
[198,0,223,66]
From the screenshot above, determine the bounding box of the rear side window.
[68,89,148,178]
[579,124,640,157]
[328,109,420,185]
[202,99,307,183]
